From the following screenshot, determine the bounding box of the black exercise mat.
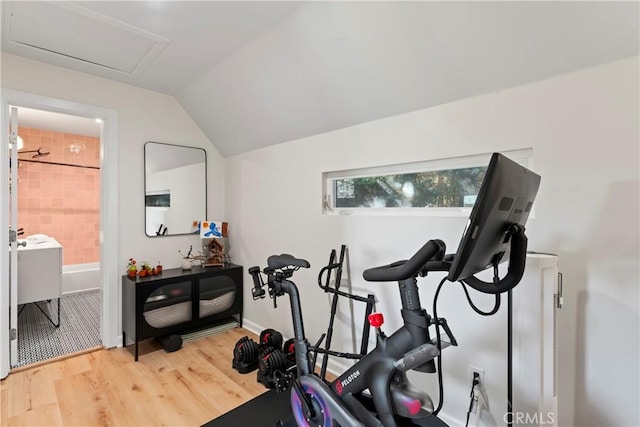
[203,388,449,427]
[203,389,294,427]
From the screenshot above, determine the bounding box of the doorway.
[1,89,119,378]
[13,107,102,367]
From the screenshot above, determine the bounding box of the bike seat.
[268,254,310,270]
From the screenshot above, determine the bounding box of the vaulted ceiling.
[2,1,638,156]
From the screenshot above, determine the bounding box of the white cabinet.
[11,238,62,305]
[512,254,559,426]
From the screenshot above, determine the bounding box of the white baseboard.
[241,318,263,336]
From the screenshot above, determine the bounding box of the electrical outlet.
[468,366,485,415]
[468,365,485,387]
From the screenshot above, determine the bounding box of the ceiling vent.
[4,2,169,75]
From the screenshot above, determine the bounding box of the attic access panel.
[5,2,168,75]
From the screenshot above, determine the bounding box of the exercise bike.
[249,153,541,427]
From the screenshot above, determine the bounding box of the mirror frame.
[144,141,207,237]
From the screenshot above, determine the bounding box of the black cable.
[431,275,502,417]
[460,281,501,316]
[466,397,474,427]
[431,276,448,415]
[466,372,480,427]
[507,290,513,427]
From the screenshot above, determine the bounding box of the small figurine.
[203,239,225,267]
[127,258,138,277]
[179,245,195,270]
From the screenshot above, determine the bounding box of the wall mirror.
[144,142,207,237]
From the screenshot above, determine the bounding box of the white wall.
[2,51,636,426]
[1,53,225,268]
[227,57,639,426]
[1,53,227,347]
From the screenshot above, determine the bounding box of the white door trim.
[1,102,11,378]
[9,106,18,367]
[0,89,119,377]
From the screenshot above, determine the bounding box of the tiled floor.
[15,290,101,367]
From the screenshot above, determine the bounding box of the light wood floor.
[1,327,272,426]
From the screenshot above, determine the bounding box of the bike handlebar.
[363,239,446,282]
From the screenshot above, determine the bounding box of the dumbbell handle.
[248,266,265,299]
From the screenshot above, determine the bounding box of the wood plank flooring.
[1,328,275,426]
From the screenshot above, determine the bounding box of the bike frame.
[257,262,445,426]
[250,229,527,426]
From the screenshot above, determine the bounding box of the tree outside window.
[333,166,487,208]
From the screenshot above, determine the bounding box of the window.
[145,192,170,207]
[323,149,532,216]
[332,166,486,209]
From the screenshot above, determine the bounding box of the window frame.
[322,149,533,217]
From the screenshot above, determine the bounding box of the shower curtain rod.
[18,158,100,170]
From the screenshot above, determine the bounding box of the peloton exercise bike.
[249,153,541,427]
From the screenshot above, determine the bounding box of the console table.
[122,264,242,361]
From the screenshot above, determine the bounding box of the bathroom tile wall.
[17,127,100,265]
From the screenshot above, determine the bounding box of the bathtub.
[62,262,101,295]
